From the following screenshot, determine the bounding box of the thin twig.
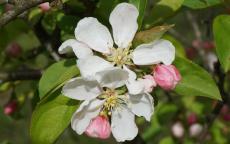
[198,62,229,143]
[0,0,54,28]
[186,11,206,60]
[168,29,193,48]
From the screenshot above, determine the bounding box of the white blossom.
[58,2,175,93]
[62,67,154,142]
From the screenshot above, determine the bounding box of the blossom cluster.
[58,3,181,142]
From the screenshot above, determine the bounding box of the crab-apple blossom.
[58,2,179,142]
[153,64,181,90]
[58,3,176,93]
[62,67,154,142]
[85,115,111,139]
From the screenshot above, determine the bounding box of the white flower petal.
[111,106,138,142]
[95,67,128,89]
[123,65,136,81]
[58,39,93,59]
[77,56,113,80]
[62,77,102,100]
[75,17,113,54]
[71,99,104,135]
[123,65,144,95]
[132,39,175,65]
[128,93,154,121]
[109,3,138,48]
[126,80,145,95]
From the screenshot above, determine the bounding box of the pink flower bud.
[171,122,184,138]
[189,123,203,137]
[202,41,215,51]
[139,75,156,93]
[221,105,229,115]
[4,100,17,115]
[85,116,111,139]
[186,47,197,59]
[223,114,230,121]
[5,42,22,58]
[39,2,50,12]
[187,113,197,125]
[153,65,181,90]
[192,40,202,49]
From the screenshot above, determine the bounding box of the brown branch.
[0,70,42,82]
[0,0,8,5]
[186,11,206,58]
[0,0,54,28]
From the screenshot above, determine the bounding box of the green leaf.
[30,89,79,144]
[42,12,59,34]
[173,57,221,100]
[146,0,184,25]
[163,34,186,58]
[129,0,147,29]
[213,15,230,72]
[38,59,79,99]
[159,137,175,144]
[183,0,221,9]
[133,24,174,47]
[57,13,79,34]
[157,103,178,125]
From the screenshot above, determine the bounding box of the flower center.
[106,47,132,66]
[99,89,127,116]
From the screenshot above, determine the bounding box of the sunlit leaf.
[129,0,147,29]
[163,34,186,58]
[173,57,221,100]
[145,0,184,26]
[183,0,222,9]
[30,89,78,144]
[133,24,174,47]
[38,59,79,99]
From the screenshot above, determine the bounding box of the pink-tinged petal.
[75,17,113,54]
[123,65,144,95]
[85,116,111,139]
[139,75,156,93]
